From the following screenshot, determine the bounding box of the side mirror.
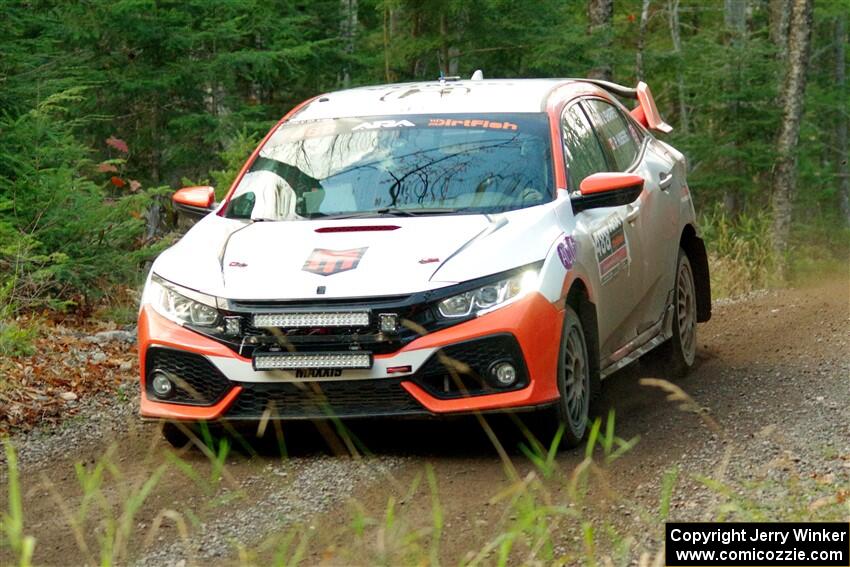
[173,186,216,220]
[571,173,644,213]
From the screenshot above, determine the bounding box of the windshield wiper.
[377,207,460,216]
[314,207,462,220]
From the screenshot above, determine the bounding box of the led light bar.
[253,351,372,370]
[253,311,369,328]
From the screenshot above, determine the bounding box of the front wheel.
[548,305,591,448]
[161,421,192,448]
[657,248,698,378]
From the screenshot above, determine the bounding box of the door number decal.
[592,215,630,284]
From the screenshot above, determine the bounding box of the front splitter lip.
[139,400,557,423]
[138,291,563,420]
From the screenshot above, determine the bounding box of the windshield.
[223,113,553,220]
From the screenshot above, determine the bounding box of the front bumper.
[138,292,563,421]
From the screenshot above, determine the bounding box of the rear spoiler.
[579,79,672,134]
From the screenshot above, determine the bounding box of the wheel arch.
[564,278,601,397]
[680,224,712,322]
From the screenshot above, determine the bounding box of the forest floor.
[1,276,848,565]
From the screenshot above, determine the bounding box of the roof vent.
[471,69,484,81]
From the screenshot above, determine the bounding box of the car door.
[561,101,644,361]
[581,98,677,339]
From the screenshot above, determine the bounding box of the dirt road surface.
[2,278,848,565]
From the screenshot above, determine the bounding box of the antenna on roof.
[471,69,484,81]
[438,71,461,84]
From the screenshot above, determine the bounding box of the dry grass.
[4,382,848,567]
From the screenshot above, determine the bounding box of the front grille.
[225,379,426,419]
[145,348,233,405]
[238,319,413,354]
[224,296,439,356]
[412,334,528,398]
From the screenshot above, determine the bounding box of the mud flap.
[685,236,712,322]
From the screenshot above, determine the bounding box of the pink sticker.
[557,235,578,269]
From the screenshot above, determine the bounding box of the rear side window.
[562,103,609,191]
[582,99,641,171]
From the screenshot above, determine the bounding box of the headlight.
[143,274,220,327]
[437,270,539,318]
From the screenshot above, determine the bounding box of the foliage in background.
[699,205,778,297]
[0,0,847,326]
[0,7,164,318]
[0,91,159,313]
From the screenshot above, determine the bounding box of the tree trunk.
[383,5,391,82]
[636,0,651,81]
[587,0,614,80]
[721,0,747,214]
[769,0,791,60]
[771,0,813,276]
[382,5,401,83]
[448,47,460,76]
[410,8,422,78]
[835,15,850,226]
[439,12,449,77]
[339,0,358,88]
[724,0,746,36]
[668,0,688,134]
[770,0,791,110]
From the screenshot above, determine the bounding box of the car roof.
[290,78,601,121]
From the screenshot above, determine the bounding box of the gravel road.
[2,278,848,565]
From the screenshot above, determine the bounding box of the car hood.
[153,207,560,300]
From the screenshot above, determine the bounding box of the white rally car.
[139,77,711,447]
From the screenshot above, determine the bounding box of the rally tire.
[161,422,192,448]
[658,248,698,379]
[550,305,591,448]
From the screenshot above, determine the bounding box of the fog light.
[491,362,517,387]
[150,370,174,398]
[224,316,241,336]
[378,313,398,333]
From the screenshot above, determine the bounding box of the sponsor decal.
[352,119,415,131]
[427,118,518,130]
[295,368,343,378]
[228,261,248,268]
[591,215,630,284]
[418,257,440,264]
[556,235,578,269]
[302,247,367,276]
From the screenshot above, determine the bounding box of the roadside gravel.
[135,455,406,566]
[6,390,139,469]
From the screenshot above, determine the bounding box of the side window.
[582,99,641,171]
[562,103,609,192]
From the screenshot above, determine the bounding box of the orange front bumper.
[138,292,564,420]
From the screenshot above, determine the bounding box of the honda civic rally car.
[139,76,711,447]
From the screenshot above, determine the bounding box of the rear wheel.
[657,248,697,378]
[549,305,591,448]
